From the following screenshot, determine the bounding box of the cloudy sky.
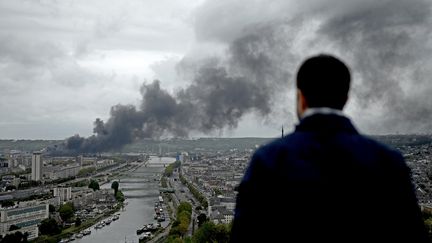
[0,0,202,139]
[1,0,432,140]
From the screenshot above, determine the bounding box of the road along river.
[75,156,175,243]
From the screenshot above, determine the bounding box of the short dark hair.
[296,54,351,110]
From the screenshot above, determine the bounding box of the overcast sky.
[1,0,432,140]
[0,0,202,139]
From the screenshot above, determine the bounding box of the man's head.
[296,54,351,118]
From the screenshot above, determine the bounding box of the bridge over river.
[75,156,175,243]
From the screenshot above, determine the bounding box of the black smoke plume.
[51,0,432,154]
[53,43,288,154]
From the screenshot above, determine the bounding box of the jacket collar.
[302,107,345,119]
[295,113,359,134]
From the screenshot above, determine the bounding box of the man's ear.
[297,89,308,118]
[298,89,308,111]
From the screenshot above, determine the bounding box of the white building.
[31,152,43,181]
[53,187,72,203]
[54,165,80,179]
[210,207,234,225]
[43,165,81,180]
[95,159,114,168]
[0,204,49,239]
[219,197,236,211]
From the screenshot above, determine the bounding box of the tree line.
[179,174,208,208]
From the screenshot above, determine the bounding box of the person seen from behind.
[230,54,429,243]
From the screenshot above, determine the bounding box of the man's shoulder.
[255,131,404,162]
[251,133,307,168]
[257,132,306,152]
[347,134,404,160]
[253,135,296,157]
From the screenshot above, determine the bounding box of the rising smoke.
[52,0,432,154]
[315,0,432,133]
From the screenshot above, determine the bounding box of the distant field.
[0,135,430,153]
[0,137,274,153]
[0,139,60,152]
[121,137,274,153]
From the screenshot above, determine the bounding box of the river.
[75,156,175,243]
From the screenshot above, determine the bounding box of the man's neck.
[301,107,345,120]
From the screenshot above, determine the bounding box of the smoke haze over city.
[1,0,432,152]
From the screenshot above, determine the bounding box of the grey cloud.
[0,35,98,88]
[0,35,64,66]
[55,59,281,153]
[150,56,190,92]
[3,0,431,150]
[0,34,114,139]
[0,0,200,140]
[53,0,432,154]
[315,0,432,133]
[193,0,432,134]
[0,1,195,54]
[54,18,302,154]
[194,0,296,42]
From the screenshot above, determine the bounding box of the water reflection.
[75,156,174,243]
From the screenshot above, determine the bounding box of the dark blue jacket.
[231,114,428,243]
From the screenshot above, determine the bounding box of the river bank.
[75,156,174,243]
